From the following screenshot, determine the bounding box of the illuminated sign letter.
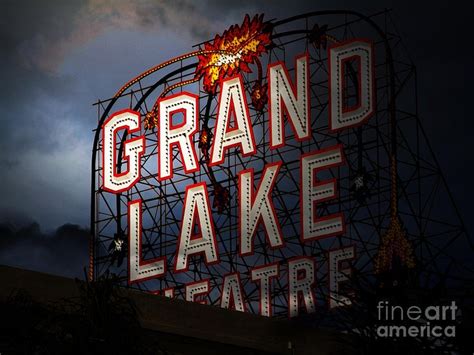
[239,162,284,255]
[288,257,316,318]
[301,145,345,241]
[102,109,145,193]
[329,246,354,308]
[220,273,245,312]
[158,92,199,181]
[268,54,310,149]
[185,279,210,304]
[209,76,256,166]
[329,40,375,131]
[175,183,219,272]
[128,199,166,283]
[163,288,175,298]
[251,263,279,317]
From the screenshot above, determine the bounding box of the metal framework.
[90,10,473,328]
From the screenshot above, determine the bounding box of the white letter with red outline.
[209,75,256,166]
[329,246,355,308]
[163,288,174,298]
[128,200,166,283]
[251,263,279,317]
[239,162,284,255]
[158,92,199,181]
[102,110,145,193]
[174,183,219,272]
[329,39,375,131]
[185,279,210,304]
[220,273,246,312]
[301,145,345,241]
[288,257,316,318]
[268,53,310,149]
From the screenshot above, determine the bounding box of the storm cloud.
[0,220,89,278]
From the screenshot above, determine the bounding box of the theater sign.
[90,12,424,319]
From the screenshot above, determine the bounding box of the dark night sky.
[0,0,473,278]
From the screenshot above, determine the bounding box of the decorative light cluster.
[250,80,268,112]
[144,111,157,130]
[374,217,416,274]
[195,14,272,94]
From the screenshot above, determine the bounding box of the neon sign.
[99,14,376,318]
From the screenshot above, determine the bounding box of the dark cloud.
[1,0,229,74]
[0,0,246,231]
[0,221,89,278]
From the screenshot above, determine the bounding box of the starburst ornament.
[195,14,272,94]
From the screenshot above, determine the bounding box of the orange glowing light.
[195,14,272,94]
[374,217,416,274]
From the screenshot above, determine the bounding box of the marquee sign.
[90,11,459,321]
